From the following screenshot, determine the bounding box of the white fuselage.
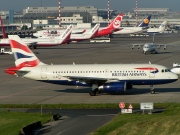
[19,64,178,87]
[143,43,158,54]
[33,29,85,38]
[113,27,143,34]
[0,38,63,47]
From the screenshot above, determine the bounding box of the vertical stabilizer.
[107,14,123,30]
[60,25,73,44]
[159,21,167,33]
[138,15,151,27]
[8,35,45,67]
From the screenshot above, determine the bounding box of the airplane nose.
[173,73,179,80]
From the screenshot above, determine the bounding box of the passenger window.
[162,69,164,73]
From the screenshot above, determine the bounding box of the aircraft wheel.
[151,90,155,94]
[89,90,96,96]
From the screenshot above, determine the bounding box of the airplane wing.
[63,76,119,85]
[131,44,144,49]
[153,44,174,50]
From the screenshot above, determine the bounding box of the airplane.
[94,14,123,37]
[113,15,151,35]
[33,28,86,38]
[131,34,168,54]
[6,35,178,96]
[146,21,167,34]
[0,25,73,49]
[171,63,180,74]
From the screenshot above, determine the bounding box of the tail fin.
[8,35,45,68]
[60,25,73,44]
[107,14,123,30]
[0,16,7,38]
[159,21,167,32]
[138,15,151,27]
[89,24,100,38]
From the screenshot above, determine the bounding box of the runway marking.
[0,85,49,100]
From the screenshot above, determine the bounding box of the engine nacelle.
[99,82,126,92]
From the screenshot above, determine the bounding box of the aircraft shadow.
[54,88,180,95]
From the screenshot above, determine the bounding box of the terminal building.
[0,6,180,31]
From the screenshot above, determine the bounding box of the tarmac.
[0,33,180,104]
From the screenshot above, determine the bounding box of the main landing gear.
[89,84,101,96]
[150,85,155,94]
[89,89,97,96]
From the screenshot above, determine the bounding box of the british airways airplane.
[6,35,178,96]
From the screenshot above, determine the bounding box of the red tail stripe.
[135,67,158,70]
[10,40,32,53]
[16,59,40,67]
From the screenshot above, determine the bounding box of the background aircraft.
[113,15,151,35]
[146,21,167,34]
[131,34,169,54]
[94,14,123,37]
[0,25,73,48]
[6,35,178,96]
[171,63,180,74]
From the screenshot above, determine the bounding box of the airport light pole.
[58,0,61,28]
[107,0,110,25]
[136,0,138,26]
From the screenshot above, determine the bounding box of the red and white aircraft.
[0,25,73,48]
[94,14,123,37]
[6,35,178,96]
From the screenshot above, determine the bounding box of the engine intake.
[99,82,127,92]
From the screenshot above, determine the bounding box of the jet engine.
[98,82,127,92]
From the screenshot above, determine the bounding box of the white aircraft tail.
[8,35,45,68]
[59,25,73,44]
[89,24,100,38]
[158,21,167,33]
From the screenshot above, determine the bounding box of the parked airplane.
[0,25,73,48]
[146,21,167,34]
[6,35,178,96]
[171,63,180,74]
[113,15,151,35]
[132,34,168,54]
[94,14,123,37]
